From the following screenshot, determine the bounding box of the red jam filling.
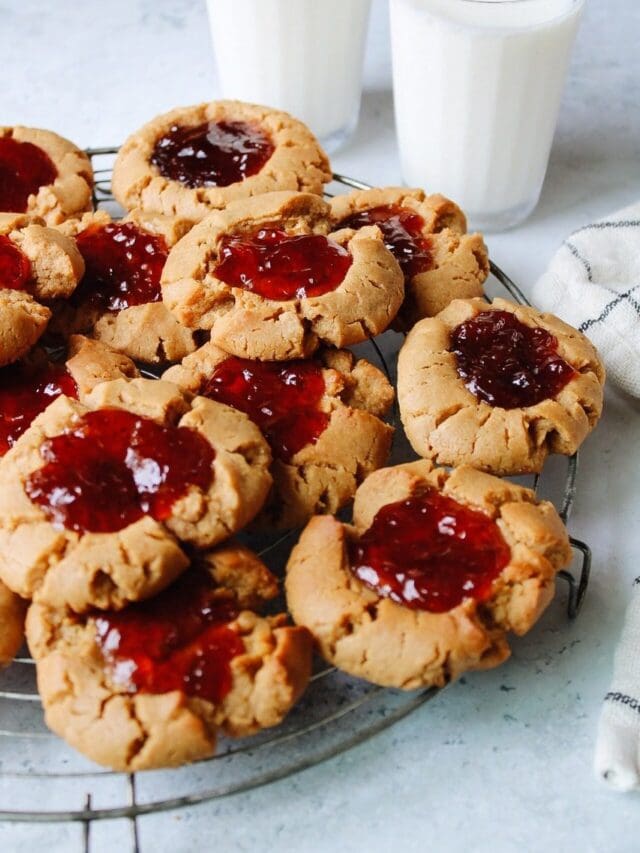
[150,120,274,188]
[74,222,168,312]
[0,362,78,455]
[0,235,31,290]
[93,569,244,704]
[25,409,214,533]
[336,204,433,279]
[202,356,329,462]
[348,488,511,613]
[215,228,352,300]
[451,309,577,409]
[0,137,58,213]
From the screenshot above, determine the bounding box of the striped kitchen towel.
[533,201,640,790]
[594,581,640,791]
[532,200,640,398]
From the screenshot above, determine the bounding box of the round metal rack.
[0,151,592,850]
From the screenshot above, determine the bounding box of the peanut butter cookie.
[164,343,394,528]
[26,542,313,770]
[0,213,84,365]
[53,210,198,363]
[161,191,404,360]
[330,187,489,330]
[398,297,605,475]
[0,579,27,666]
[0,377,272,611]
[286,460,572,689]
[0,126,93,225]
[112,101,331,222]
[0,335,138,457]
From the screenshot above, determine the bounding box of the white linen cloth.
[533,201,640,791]
[531,200,640,398]
[594,582,640,791]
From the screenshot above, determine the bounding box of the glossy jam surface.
[94,570,244,704]
[150,120,274,188]
[0,362,78,455]
[215,228,352,300]
[0,235,31,290]
[25,409,214,533]
[336,204,433,279]
[202,356,329,462]
[75,223,168,312]
[451,309,577,409]
[348,488,511,613]
[0,137,58,213]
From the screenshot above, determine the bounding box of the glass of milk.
[207,0,372,153]
[390,0,585,230]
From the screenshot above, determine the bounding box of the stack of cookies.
[0,101,605,770]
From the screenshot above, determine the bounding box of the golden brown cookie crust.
[0,378,272,611]
[53,210,198,364]
[112,101,332,221]
[164,343,394,528]
[0,290,50,368]
[329,187,489,329]
[285,460,572,690]
[398,297,606,475]
[65,335,140,399]
[0,579,27,666]
[161,191,404,360]
[0,126,93,225]
[0,213,85,366]
[0,213,85,300]
[26,543,313,770]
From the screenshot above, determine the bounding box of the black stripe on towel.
[573,219,640,235]
[564,240,593,282]
[605,692,640,712]
[563,259,640,318]
[579,285,640,332]
[600,287,640,316]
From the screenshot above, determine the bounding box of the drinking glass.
[390,0,585,230]
[207,0,372,153]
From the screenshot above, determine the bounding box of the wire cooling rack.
[0,151,592,850]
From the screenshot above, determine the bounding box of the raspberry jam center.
[451,309,577,409]
[0,362,78,455]
[75,222,168,312]
[25,409,214,533]
[94,569,244,704]
[336,204,433,279]
[215,228,352,300]
[150,120,274,188]
[0,137,58,213]
[0,235,31,290]
[202,356,329,462]
[348,488,511,613]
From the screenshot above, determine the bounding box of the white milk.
[390,0,584,230]
[207,0,372,151]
